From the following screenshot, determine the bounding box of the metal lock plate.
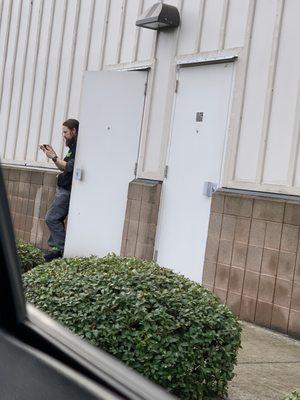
[203,181,218,197]
[196,112,204,122]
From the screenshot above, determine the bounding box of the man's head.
[62,119,79,147]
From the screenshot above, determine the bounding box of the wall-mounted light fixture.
[136,3,180,31]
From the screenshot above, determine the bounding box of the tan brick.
[18,182,30,198]
[249,219,266,246]
[150,204,159,224]
[2,168,9,180]
[124,200,131,220]
[232,242,247,267]
[12,181,19,196]
[220,214,236,241]
[30,172,44,185]
[148,223,157,241]
[21,198,29,215]
[288,310,300,337]
[41,186,49,204]
[261,249,279,276]
[23,232,30,243]
[255,301,272,328]
[205,235,219,262]
[218,240,233,265]
[124,240,136,257]
[277,251,296,281]
[43,173,57,187]
[128,181,142,200]
[235,217,251,243]
[25,215,33,233]
[229,266,244,294]
[211,193,224,213]
[39,202,48,219]
[202,261,216,286]
[226,292,241,315]
[243,271,259,298]
[129,200,141,221]
[213,288,227,303]
[291,282,300,312]
[14,213,22,230]
[295,255,300,283]
[121,219,129,242]
[281,224,299,253]
[47,188,56,205]
[246,245,263,272]
[139,201,151,223]
[20,170,31,183]
[240,296,256,322]
[253,199,284,222]
[10,197,18,213]
[224,196,253,217]
[29,184,39,200]
[207,212,222,238]
[6,181,13,195]
[265,222,282,250]
[27,200,35,216]
[120,238,127,256]
[284,202,300,225]
[127,220,139,242]
[258,275,275,303]
[274,279,292,308]
[215,264,230,290]
[271,305,289,333]
[135,242,147,259]
[9,169,20,181]
[137,222,149,244]
[142,184,160,204]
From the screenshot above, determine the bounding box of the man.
[40,119,79,262]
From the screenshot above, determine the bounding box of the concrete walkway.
[227,322,300,400]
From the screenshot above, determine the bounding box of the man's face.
[62,126,76,147]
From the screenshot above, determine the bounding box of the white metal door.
[64,71,147,257]
[155,63,234,282]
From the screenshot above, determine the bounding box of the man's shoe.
[44,249,63,262]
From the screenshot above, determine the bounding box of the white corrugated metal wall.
[1,0,300,195]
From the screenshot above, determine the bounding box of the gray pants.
[45,187,71,252]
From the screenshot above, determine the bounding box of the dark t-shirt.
[57,142,77,191]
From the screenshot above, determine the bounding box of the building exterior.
[1,0,300,337]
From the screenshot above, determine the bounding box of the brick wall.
[203,191,300,338]
[121,179,162,260]
[2,167,57,250]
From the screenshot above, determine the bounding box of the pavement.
[227,322,300,400]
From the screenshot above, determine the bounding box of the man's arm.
[39,145,66,171]
[53,158,67,171]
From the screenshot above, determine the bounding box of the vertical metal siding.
[2,0,300,196]
[0,0,22,159]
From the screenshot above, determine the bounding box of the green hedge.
[23,255,241,399]
[16,240,44,273]
[283,391,300,400]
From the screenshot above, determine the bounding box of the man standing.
[40,119,79,262]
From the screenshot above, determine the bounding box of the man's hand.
[39,144,57,160]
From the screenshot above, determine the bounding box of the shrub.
[23,255,241,399]
[283,391,300,400]
[16,240,44,273]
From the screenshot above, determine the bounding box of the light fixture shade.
[136,3,180,30]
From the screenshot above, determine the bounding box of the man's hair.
[63,119,79,133]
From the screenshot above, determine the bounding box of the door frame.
[154,59,237,276]
[104,61,154,180]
